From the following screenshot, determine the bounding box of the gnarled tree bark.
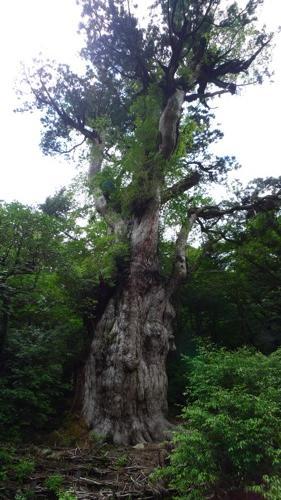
[83,245,176,444]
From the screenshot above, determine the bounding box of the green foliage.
[0,201,86,441]
[14,459,35,482]
[157,345,281,498]
[39,188,73,219]
[117,86,165,214]
[0,449,35,490]
[250,475,281,499]
[129,86,162,152]
[15,494,28,500]
[45,473,64,494]
[0,447,14,483]
[115,454,128,468]
[85,219,129,284]
[0,447,14,464]
[0,325,83,440]
[222,211,281,351]
[58,489,77,500]
[171,210,281,355]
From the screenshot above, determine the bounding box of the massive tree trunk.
[83,282,175,444]
[83,197,177,444]
[82,90,187,444]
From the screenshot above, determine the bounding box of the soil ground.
[0,441,172,499]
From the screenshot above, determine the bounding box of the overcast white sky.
[0,0,280,205]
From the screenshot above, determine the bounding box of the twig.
[79,476,116,487]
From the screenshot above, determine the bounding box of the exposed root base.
[89,416,174,446]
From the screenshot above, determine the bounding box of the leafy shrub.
[0,448,35,498]
[115,454,129,468]
[43,472,77,500]
[14,489,35,500]
[45,473,64,494]
[156,345,281,499]
[0,447,14,483]
[14,459,35,482]
[15,494,29,500]
[58,489,77,500]
[250,475,281,500]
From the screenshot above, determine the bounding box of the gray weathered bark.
[83,281,175,444]
[83,197,176,443]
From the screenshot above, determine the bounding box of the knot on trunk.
[124,355,139,372]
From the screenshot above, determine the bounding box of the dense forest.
[1,0,281,498]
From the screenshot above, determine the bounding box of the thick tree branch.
[185,88,229,102]
[88,140,126,236]
[170,0,181,37]
[27,72,127,236]
[88,139,104,179]
[167,20,190,81]
[27,72,101,144]
[190,194,281,221]
[162,171,201,204]
[194,34,273,97]
[215,36,273,78]
[158,89,185,159]
[168,213,197,294]
[167,192,281,293]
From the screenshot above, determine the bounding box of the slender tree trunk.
[83,199,176,444]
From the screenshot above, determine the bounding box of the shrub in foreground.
[155,345,281,499]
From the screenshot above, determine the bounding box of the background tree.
[0,201,64,356]
[167,195,281,405]
[19,0,280,444]
[197,187,281,352]
[0,199,87,439]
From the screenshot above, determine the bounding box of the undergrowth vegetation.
[155,345,281,499]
